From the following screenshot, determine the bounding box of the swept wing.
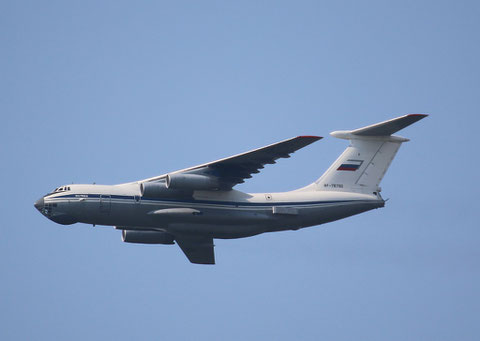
[140,136,322,190]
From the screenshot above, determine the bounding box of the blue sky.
[1,1,479,340]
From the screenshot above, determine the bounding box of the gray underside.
[37,195,384,264]
[46,198,384,238]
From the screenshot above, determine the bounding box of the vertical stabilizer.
[306,114,427,194]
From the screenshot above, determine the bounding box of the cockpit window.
[53,186,71,193]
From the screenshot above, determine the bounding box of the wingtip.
[406,113,429,118]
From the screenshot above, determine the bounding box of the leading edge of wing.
[137,135,322,184]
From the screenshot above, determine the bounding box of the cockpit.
[53,186,71,193]
[44,185,72,198]
[35,185,78,225]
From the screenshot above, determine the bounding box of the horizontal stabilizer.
[344,114,428,137]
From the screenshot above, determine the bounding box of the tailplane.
[304,114,427,194]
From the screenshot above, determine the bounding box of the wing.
[175,236,215,265]
[140,135,322,189]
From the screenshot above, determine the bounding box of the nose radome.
[34,197,44,211]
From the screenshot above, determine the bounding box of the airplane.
[34,114,427,264]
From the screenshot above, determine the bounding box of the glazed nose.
[34,197,44,211]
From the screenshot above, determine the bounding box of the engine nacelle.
[140,182,169,198]
[166,174,220,190]
[140,182,193,199]
[121,230,175,244]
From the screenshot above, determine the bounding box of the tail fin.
[307,114,427,194]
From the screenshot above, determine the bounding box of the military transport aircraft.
[34,114,426,264]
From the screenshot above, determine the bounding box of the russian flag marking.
[337,159,363,171]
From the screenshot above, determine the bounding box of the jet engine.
[166,174,220,190]
[140,182,170,198]
[121,230,175,244]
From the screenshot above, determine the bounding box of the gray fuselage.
[35,183,384,239]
